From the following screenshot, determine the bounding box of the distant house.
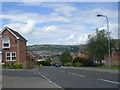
[0,26,28,68]
[26,51,37,68]
[104,39,120,66]
[77,45,87,58]
[70,53,77,59]
[51,56,61,64]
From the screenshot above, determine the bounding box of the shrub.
[74,62,83,67]
[83,60,93,67]
[51,62,57,66]
[42,60,51,66]
[4,63,14,69]
[13,62,22,69]
[73,57,85,66]
[64,63,72,66]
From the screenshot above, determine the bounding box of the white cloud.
[42,26,58,32]
[20,20,37,34]
[4,20,37,35]
[1,2,118,45]
[66,34,74,40]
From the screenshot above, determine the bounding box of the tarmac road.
[2,66,120,89]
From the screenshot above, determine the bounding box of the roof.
[78,45,86,53]
[1,26,27,42]
[27,51,35,57]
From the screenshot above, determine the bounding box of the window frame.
[2,36,10,49]
[6,52,16,61]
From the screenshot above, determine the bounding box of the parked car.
[55,63,61,67]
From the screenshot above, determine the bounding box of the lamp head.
[97,14,103,17]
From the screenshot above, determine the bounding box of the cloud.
[1,2,118,45]
[4,20,37,35]
[42,25,58,32]
[20,20,37,34]
[66,34,74,40]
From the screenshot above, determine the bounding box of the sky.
[0,1,118,45]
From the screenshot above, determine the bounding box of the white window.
[6,52,16,61]
[2,36,10,49]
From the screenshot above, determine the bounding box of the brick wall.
[26,52,37,68]
[2,29,18,64]
[104,50,120,66]
[18,40,27,68]
[1,29,27,68]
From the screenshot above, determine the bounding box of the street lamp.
[97,14,111,69]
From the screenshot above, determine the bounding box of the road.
[2,66,119,89]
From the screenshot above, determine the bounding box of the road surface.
[2,66,119,89]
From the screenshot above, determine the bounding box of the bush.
[83,60,93,67]
[51,62,57,66]
[64,63,72,66]
[13,62,22,69]
[42,60,51,66]
[73,57,85,66]
[74,62,83,67]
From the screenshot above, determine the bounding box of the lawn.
[92,66,120,69]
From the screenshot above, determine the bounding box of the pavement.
[2,66,120,89]
[2,69,62,88]
[61,66,119,73]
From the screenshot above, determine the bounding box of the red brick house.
[0,26,27,68]
[26,51,37,68]
[104,39,120,66]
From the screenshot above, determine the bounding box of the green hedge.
[64,63,72,66]
[13,62,22,69]
[41,60,51,66]
[4,62,22,69]
[51,62,57,66]
[74,62,83,67]
[73,57,85,66]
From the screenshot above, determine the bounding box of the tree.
[72,57,85,67]
[60,49,72,65]
[86,29,116,62]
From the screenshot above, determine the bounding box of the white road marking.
[60,70,65,72]
[36,70,64,90]
[70,72,86,77]
[33,70,37,75]
[97,78,120,85]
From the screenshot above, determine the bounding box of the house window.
[2,36,10,48]
[6,52,16,61]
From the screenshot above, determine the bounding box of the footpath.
[62,66,119,73]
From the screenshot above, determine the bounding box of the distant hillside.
[27,44,79,58]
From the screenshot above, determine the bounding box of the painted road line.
[97,78,120,85]
[60,70,65,72]
[33,70,37,75]
[36,70,64,90]
[70,72,86,77]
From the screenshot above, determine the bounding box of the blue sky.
[0,2,118,45]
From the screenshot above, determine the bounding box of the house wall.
[1,29,27,68]
[26,52,37,68]
[104,50,120,66]
[51,56,61,64]
[18,40,27,68]
[2,29,18,64]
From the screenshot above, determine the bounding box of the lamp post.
[97,14,111,69]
